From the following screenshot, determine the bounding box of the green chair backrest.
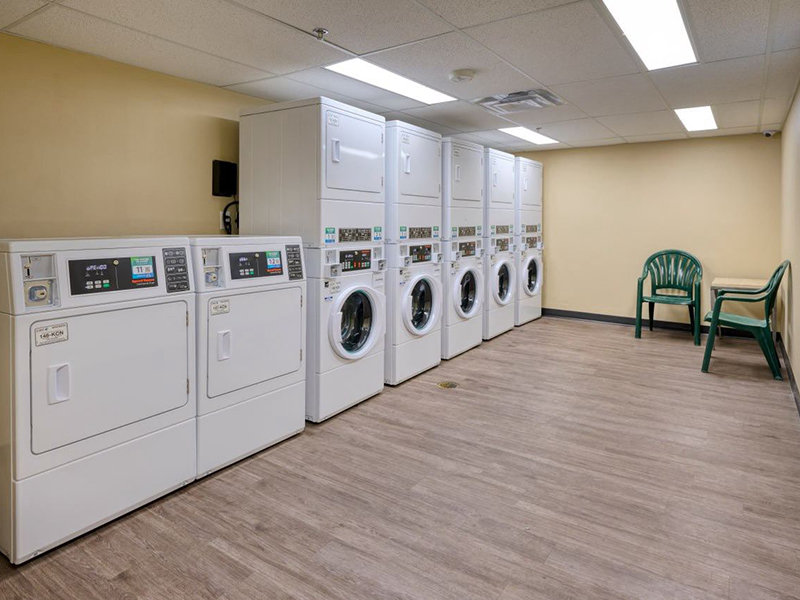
[642,250,703,294]
[762,260,790,320]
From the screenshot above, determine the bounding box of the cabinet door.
[30,302,189,454]
[399,130,441,199]
[519,162,542,208]
[325,109,384,194]
[489,155,515,207]
[207,288,302,398]
[451,144,483,203]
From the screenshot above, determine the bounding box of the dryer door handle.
[403,152,412,174]
[47,362,70,405]
[331,139,341,163]
[217,330,232,361]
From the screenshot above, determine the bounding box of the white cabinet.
[450,141,483,206]
[325,108,384,196]
[515,157,542,209]
[486,149,515,208]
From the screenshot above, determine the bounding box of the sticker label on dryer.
[328,113,339,127]
[401,132,411,144]
[324,227,336,244]
[210,299,230,316]
[433,226,439,239]
[34,323,68,346]
[399,225,407,240]
[373,226,383,242]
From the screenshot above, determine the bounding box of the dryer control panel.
[68,255,158,295]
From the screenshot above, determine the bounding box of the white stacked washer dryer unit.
[0,237,196,564]
[514,157,544,325]
[190,236,306,477]
[483,148,517,340]
[385,121,443,384]
[239,97,387,422]
[441,138,485,359]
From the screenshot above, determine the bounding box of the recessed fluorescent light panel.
[602,0,696,70]
[324,58,455,105]
[674,106,717,131]
[499,127,558,145]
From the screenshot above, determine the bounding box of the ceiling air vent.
[474,90,564,115]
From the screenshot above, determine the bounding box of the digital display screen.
[229,251,284,280]
[495,225,510,235]
[458,226,476,237]
[496,238,510,252]
[69,256,158,295]
[339,228,371,243]
[410,244,432,263]
[458,241,476,257]
[526,236,540,247]
[340,249,371,272]
[408,227,432,240]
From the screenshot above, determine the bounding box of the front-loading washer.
[516,242,543,325]
[190,236,306,478]
[441,137,485,358]
[305,244,386,422]
[0,237,197,564]
[441,238,484,359]
[483,148,516,339]
[385,242,443,384]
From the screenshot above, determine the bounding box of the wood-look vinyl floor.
[2,317,800,600]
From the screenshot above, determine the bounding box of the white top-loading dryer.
[483,148,517,339]
[0,237,197,564]
[190,236,306,477]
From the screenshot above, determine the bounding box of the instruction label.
[210,299,230,316]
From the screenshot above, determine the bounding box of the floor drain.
[438,381,458,389]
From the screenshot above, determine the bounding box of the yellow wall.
[781,93,800,370]
[0,33,263,238]
[520,135,782,324]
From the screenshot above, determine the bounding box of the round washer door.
[453,266,483,319]
[329,285,386,360]
[492,259,516,306]
[522,253,542,297]
[402,273,443,336]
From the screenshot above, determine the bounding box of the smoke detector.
[475,90,565,114]
[449,69,475,83]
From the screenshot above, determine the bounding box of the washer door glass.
[410,279,433,330]
[340,290,373,353]
[526,258,539,293]
[497,264,511,301]
[460,270,477,313]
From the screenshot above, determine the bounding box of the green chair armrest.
[717,284,769,297]
[711,293,770,318]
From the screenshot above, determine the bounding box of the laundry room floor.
[2,317,800,600]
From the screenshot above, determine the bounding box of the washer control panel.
[163,247,190,293]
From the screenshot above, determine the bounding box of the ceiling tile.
[61,0,348,74]
[684,0,769,62]
[551,74,667,117]
[773,0,800,52]
[367,31,543,101]
[234,0,452,54]
[537,118,617,142]
[223,76,388,114]
[464,1,640,85]
[9,5,270,86]
[765,48,800,98]
[688,126,758,138]
[504,103,588,127]
[568,137,625,147]
[649,55,765,107]
[286,68,426,111]
[416,0,573,28]
[0,0,47,28]
[597,110,685,136]
[403,100,514,132]
[453,129,516,145]
[623,133,688,143]
[761,97,791,125]
[711,100,760,129]
[378,111,461,136]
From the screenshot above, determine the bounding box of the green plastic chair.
[701,260,789,380]
[635,250,703,345]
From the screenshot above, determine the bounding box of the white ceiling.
[3,0,800,151]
